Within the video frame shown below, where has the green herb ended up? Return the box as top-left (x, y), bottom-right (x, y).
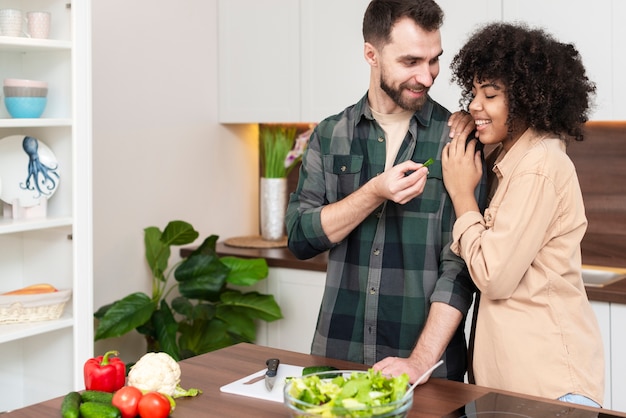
top-left (260, 125), bottom-right (298, 178)
top-left (286, 369), bottom-right (409, 416)
top-left (422, 158), bottom-right (434, 168)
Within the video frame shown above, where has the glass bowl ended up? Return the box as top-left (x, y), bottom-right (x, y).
top-left (283, 370), bottom-right (413, 418)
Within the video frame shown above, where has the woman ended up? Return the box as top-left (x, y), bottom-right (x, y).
top-left (441, 22), bottom-right (604, 407)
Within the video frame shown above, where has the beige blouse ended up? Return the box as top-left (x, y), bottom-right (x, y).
top-left (451, 129), bottom-right (604, 404)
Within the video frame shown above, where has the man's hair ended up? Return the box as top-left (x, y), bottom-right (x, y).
top-left (363, 0), bottom-right (444, 48)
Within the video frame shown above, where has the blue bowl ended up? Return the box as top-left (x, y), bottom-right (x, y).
top-left (4, 96), bottom-right (47, 118)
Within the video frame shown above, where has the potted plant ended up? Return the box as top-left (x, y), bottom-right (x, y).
top-left (258, 125), bottom-right (311, 240)
top-left (93, 220), bottom-right (283, 361)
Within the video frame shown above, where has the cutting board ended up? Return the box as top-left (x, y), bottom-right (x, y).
top-left (220, 364), bottom-right (304, 403)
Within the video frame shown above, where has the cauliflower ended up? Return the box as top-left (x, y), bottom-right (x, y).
top-left (128, 352), bottom-right (200, 398)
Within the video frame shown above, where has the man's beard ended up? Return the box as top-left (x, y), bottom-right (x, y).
top-left (380, 74), bottom-right (429, 112)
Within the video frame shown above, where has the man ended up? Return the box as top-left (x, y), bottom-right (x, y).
top-left (285, 0), bottom-right (483, 384)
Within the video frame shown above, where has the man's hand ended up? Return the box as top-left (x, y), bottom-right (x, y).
top-left (372, 356), bottom-right (434, 385)
top-left (370, 160), bottom-right (430, 205)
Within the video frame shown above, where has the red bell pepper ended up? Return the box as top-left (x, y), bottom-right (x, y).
top-left (84, 350), bottom-right (126, 392)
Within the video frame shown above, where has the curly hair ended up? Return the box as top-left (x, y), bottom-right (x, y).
top-left (450, 22), bottom-right (596, 141)
top-left (363, 0), bottom-right (444, 48)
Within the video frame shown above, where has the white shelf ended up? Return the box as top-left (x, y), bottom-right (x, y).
top-left (0, 310), bottom-right (73, 343)
top-left (0, 216), bottom-right (72, 235)
top-left (0, 118), bottom-right (72, 128)
top-left (0, 36), bottom-right (71, 51)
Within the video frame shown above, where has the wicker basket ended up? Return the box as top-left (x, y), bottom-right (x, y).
top-left (0, 289), bottom-right (72, 324)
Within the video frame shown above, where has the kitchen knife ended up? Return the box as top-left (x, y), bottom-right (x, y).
top-left (265, 358), bottom-right (280, 391)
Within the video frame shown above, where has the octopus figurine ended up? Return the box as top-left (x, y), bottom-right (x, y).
top-left (19, 136), bottom-right (60, 199)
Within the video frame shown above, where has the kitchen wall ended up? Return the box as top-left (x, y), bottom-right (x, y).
top-left (91, 0), bottom-right (259, 361)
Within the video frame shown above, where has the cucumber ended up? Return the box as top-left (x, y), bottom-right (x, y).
top-left (79, 401), bottom-right (121, 418)
top-left (302, 365), bottom-right (340, 377)
top-left (81, 390), bottom-right (114, 404)
top-left (60, 391), bottom-right (81, 418)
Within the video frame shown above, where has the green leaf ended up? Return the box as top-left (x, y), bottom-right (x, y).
top-left (175, 253), bottom-right (229, 301)
top-left (178, 319), bottom-right (232, 355)
top-left (144, 226), bottom-right (170, 282)
top-left (191, 302), bottom-right (215, 321)
top-left (153, 301), bottom-right (180, 361)
top-left (171, 296), bottom-right (194, 319)
top-left (161, 220), bottom-right (199, 246)
top-left (221, 256), bottom-right (269, 287)
top-left (216, 305), bottom-right (257, 341)
top-left (186, 235), bottom-right (219, 258)
top-left (95, 292), bottom-right (157, 340)
top-left (219, 290), bottom-right (283, 322)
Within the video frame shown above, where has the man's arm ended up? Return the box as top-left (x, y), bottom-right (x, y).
top-left (372, 302), bottom-right (462, 383)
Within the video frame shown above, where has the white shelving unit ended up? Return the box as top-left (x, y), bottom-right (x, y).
top-left (0, 0), bottom-right (92, 412)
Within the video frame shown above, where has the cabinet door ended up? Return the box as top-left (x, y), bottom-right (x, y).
top-left (591, 301), bottom-right (612, 409)
top-left (262, 268), bottom-right (325, 353)
top-left (218, 0), bottom-right (300, 123)
top-left (610, 304), bottom-right (626, 412)
top-left (501, 0), bottom-right (614, 120)
top-left (300, 0), bottom-right (370, 123)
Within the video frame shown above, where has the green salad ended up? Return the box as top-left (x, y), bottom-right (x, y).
top-left (286, 369), bottom-right (410, 417)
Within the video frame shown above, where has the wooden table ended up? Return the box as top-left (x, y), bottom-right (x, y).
top-left (5, 343), bottom-right (626, 417)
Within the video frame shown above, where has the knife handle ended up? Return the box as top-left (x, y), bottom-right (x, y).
top-left (266, 358), bottom-right (280, 377)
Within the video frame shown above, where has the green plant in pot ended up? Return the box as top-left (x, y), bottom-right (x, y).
top-left (94, 220), bottom-right (283, 361)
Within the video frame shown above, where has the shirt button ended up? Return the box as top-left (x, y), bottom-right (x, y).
top-left (370, 287), bottom-right (376, 295)
top-left (378, 136), bottom-right (384, 143)
top-left (376, 211), bottom-right (382, 218)
top-left (340, 165), bottom-right (346, 172)
top-left (373, 249), bottom-right (380, 256)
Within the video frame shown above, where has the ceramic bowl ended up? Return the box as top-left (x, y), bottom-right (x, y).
top-left (4, 96), bottom-right (47, 118)
top-left (3, 78), bottom-right (48, 89)
top-left (3, 86), bottom-right (48, 97)
top-left (283, 370), bottom-right (413, 418)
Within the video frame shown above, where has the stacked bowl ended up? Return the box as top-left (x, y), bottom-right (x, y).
top-left (3, 78), bottom-right (48, 118)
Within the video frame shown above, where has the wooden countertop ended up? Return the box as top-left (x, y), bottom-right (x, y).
top-left (6, 343), bottom-right (625, 417)
top-left (182, 243), bottom-right (626, 305)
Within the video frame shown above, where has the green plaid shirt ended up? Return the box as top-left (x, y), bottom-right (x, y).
top-left (286, 94), bottom-right (484, 380)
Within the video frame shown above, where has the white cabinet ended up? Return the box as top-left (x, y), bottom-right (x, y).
top-left (253, 267), bottom-right (325, 354)
top-left (218, 0), bottom-right (370, 124)
top-left (590, 301), bottom-right (626, 412)
top-left (610, 304), bottom-right (626, 412)
top-left (0, 0), bottom-right (92, 411)
top-left (591, 301), bottom-right (612, 409)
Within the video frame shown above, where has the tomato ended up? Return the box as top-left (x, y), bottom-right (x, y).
top-left (112, 386), bottom-right (143, 418)
top-left (137, 392), bottom-right (171, 418)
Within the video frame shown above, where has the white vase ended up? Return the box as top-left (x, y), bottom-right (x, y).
top-left (260, 177), bottom-right (288, 241)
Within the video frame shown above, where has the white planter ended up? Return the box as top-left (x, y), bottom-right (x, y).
top-left (260, 177), bottom-right (287, 241)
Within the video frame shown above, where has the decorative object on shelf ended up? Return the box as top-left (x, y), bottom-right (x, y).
top-left (259, 125), bottom-right (312, 242)
top-left (224, 235), bottom-right (287, 249)
top-left (0, 8), bottom-right (23, 37)
top-left (93, 220), bottom-right (283, 362)
top-left (0, 288), bottom-right (72, 323)
top-left (25, 11), bottom-right (51, 39)
top-left (3, 78), bottom-right (48, 118)
top-left (0, 134), bottom-right (60, 219)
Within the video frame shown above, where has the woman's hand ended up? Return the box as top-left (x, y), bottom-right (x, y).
top-left (442, 131), bottom-right (482, 216)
